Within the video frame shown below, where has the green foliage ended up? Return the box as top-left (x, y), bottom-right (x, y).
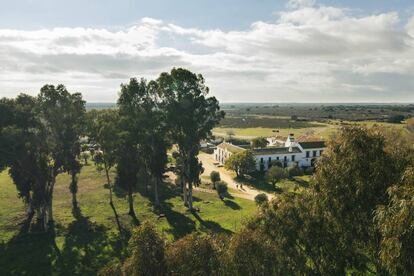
top-left (254, 193), bottom-right (268, 205)
top-left (226, 228), bottom-right (281, 275)
top-left (251, 137), bottom-right (269, 148)
top-left (287, 164), bottom-right (304, 178)
top-left (265, 166), bottom-right (288, 187)
top-left (215, 181), bottom-right (228, 199)
top-left (210, 171), bottom-right (221, 187)
top-left (224, 150), bottom-right (256, 178)
top-left (166, 234), bottom-right (222, 275)
top-left (123, 222), bottom-right (166, 276)
top-left (158, 68), bottom-right (225, 210)
top-left (388, 114), bottom-right (405, 123)
top-left (375, 166), bottom-right (414, 275)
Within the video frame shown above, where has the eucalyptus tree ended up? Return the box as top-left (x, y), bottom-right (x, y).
top-left (36, 84), bottom-right (86, 220)
top-left (0, 95), bottom-right (39, 221)
top-left (88, 109), bottom-right (123, 233)
top-left (157, 68), bottom-right (224, 210)
top-left (117, 78), bottom-right (150, 219)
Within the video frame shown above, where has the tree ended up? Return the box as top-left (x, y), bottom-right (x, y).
top-left (312, 126), bottom-right (410, 273)
top-left (291, 115), bottom-right (298, 121)
top-left (88, 109), bottom-right (123, 233)
top-left (158, 68), bottom-right (225, 210)
top-left (388, 114), bottom-right (405, 123)
top-left (215, 181), bottom-right (228, 200)
top-left (210, 171), bottom-right (221, 189)
top-left (36, 84), bottom-right (86, 220)
top-left (123, 222), bottom-right (166, 276)
top-left (265, 166), bottom-right (288, 188)
top-left (251, 137), bottom-right (268, 148)
top-left (375, 166), bottom-right (414, 275)
top-left (226, 228), bottom-right (281, 275)
top-left (224, 150), bottom-right (256, 178)
top-left (117, 78), bottom-right (149, 220)
top-left (166, 234), bottom-right (221, 275)
top-left (287, 164), bottom-right (304, 178)
top-left (254, 193), bottom-right (268, 205)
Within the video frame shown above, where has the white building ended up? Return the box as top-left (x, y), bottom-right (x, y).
top-left (214, 134), bottom-right (325, 171)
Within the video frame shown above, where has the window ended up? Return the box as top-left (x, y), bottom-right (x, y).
top-left (260, 157), bottom-right (264, 163)
top-left (268, 157), bottom-right (271, 163)
top-left (276, 156), bottom-right (279, 160)
top-left (292, 155), bottom-right (295, 161)
top-left (284, 156), bottom-right (287, 162)
top-left (313, 150), bottom-right (317, 157)
top-left (306, 151), bottom-right (310, 158)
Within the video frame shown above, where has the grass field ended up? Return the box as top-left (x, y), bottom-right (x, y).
top-left (213, 120), bottom-right (405, 140)
top-left (0, 164), bottom-right (256, 275)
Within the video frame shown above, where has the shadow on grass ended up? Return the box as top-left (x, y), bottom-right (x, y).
top-left (161, 202), bottom-right (196, 240)
top-left (192, 212), bottom-right (232, 235)
top-left (293, 177), bottom-right (310, 188)
top-left (223, 199), bottom-right (241, 210)
top-left (54, 206), bottom-right (127, 275)
top-left (0, 221), bottom-right (59, 276)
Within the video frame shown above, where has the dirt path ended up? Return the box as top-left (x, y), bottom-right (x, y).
top-left (198, 153), bottom-right (275, 201)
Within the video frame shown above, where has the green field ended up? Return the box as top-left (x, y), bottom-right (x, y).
top-left (0, 164), bottom-right (256, 275)
top-left (214, 120), bottom-right (405, 140)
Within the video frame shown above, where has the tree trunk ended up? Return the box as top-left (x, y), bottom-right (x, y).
top-left (127, 184), bottom-right (137, 222)
top-left (154, 176), bottom-right (160, 206)
top-left (188, 182), bottom-right (193, 211)
top-left (71, 172), bottom-right (78, 208)
top-left (183, 181), bottom-right (188, 207)
top-left (104, 166), bottom-right (113, 204)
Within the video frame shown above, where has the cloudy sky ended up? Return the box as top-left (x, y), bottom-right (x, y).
top-left (0, 0), bottom-right (414, 102)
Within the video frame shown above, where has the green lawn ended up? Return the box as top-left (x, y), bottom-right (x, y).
top-left (0, 164), bottom-right (256, 275)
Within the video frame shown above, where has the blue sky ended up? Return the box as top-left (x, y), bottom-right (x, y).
top-left (0, 0), bottom-right (413, 102)
top-left (1, 0), bottom-right (413, 30)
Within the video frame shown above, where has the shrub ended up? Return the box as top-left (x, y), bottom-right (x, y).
top-left (216, 181), bottom-right (228, 199)
top-left (210, 171), bottom-right (221, 189)
top-left (305, 167), bottom-right (315, 175)
top-left (287, 165), bottom-right (304, 178)
top-left (123, 222), bottom-right (166, 276)
top-left (166, 234), bottom-right (221, 275)
top-left (254, 193), bottom-right (269, 205)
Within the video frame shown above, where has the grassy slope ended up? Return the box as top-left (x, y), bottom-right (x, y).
top-left (0, 164), bottom-right (256, 275)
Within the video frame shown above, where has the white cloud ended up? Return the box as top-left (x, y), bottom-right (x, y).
top-left (286, 0), bottom-right (315, 9)
top-left (0, 4), bottom-right (413, 102)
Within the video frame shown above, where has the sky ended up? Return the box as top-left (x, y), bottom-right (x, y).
top-left (0, 0), bottom-right (414, 102)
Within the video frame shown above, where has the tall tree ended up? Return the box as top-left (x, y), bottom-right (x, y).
top-left (157, 68), bottom-right (224, 210)
top-left (36, 84), bottom-right (86, 222)
top-left (87, 109), bottom-right (123, 233)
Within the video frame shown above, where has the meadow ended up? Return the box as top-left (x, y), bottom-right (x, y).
top-left (0, 163), bottom-right (256, 275)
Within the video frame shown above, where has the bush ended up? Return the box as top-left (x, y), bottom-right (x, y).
top-left (210, 171), bottom-right (221, 189)
top-left (287, 165), bottom-right (304, 178)
top-left (166, 234), bottom-right (221, 275)
top-left (305, 167), bottom-right (315, 175)
top-left (123, 222), bottom-right (166, 276)
top-left (216, 181), bottom-right (228, 199)
top-left (254, 193), bottom-right (269, 205)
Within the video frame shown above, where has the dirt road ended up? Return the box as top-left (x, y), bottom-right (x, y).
top-left (198, 152), bottom-right (274, 201)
